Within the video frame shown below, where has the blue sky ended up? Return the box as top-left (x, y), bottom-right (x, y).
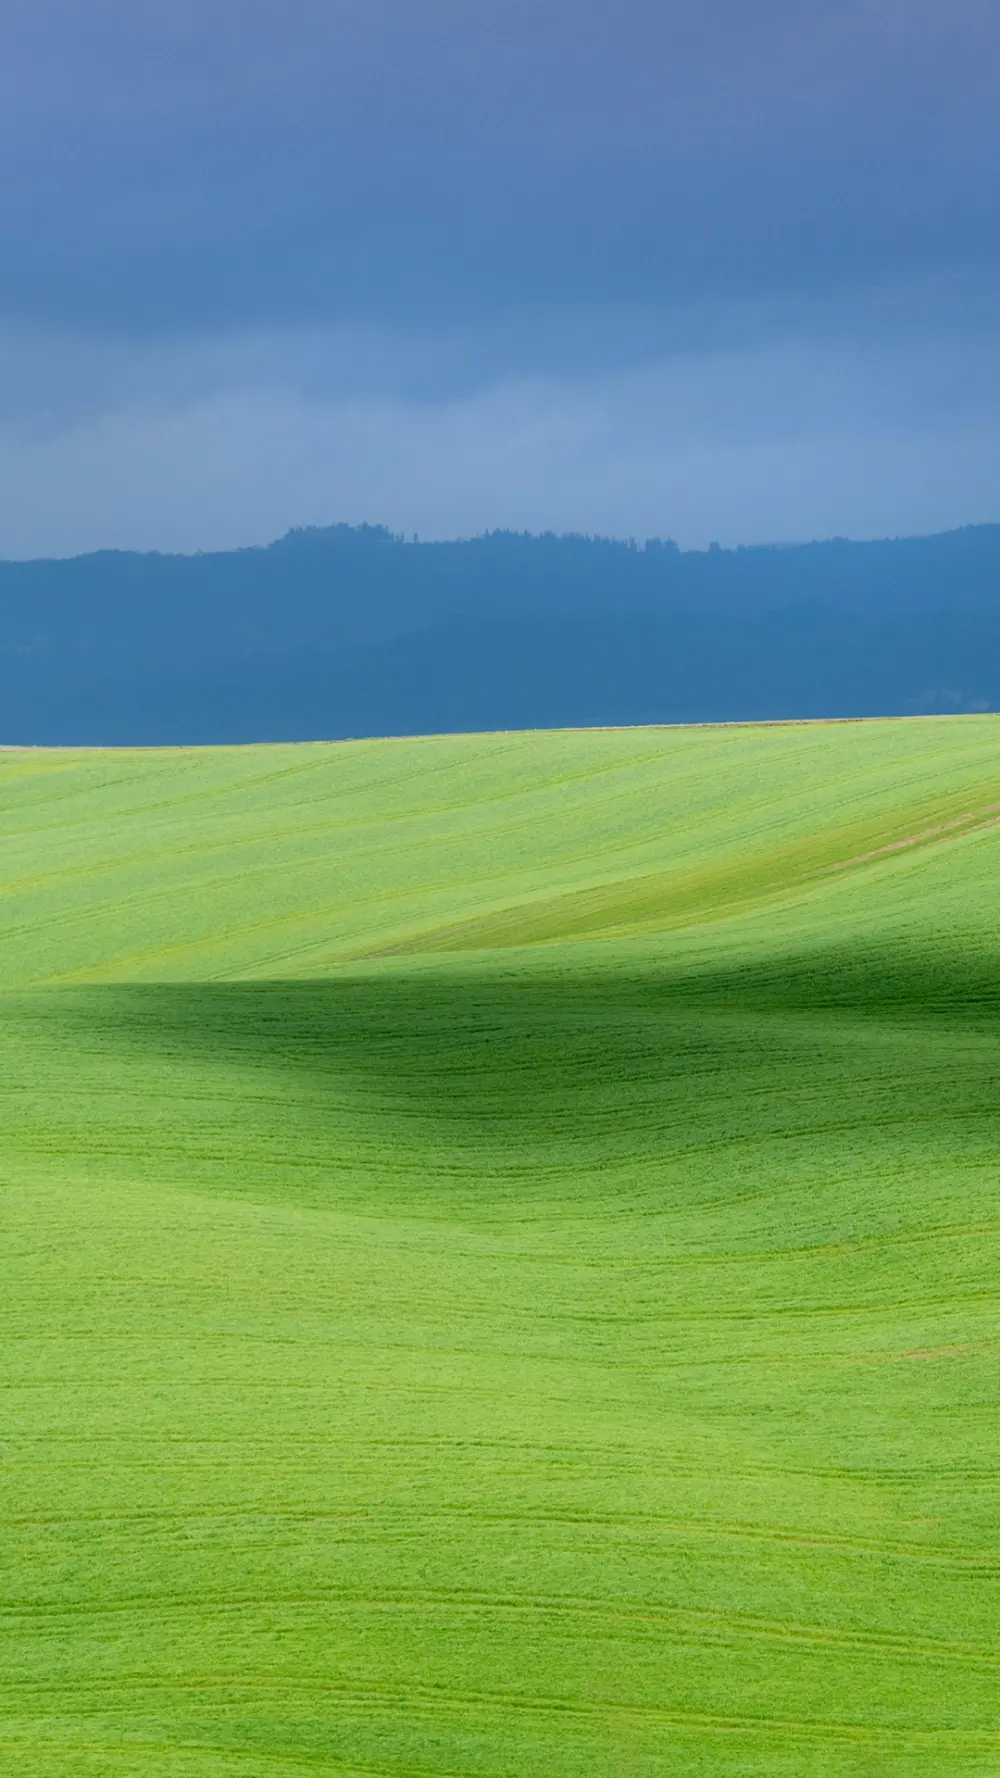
top-left (2, 0), bottom-right (998, 555)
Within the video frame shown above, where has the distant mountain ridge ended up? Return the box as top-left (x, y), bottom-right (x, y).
top-left (2, 522), bottom-right (999, 742)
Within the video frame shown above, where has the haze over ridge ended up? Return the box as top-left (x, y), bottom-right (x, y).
top-left (2, 520), bottom-right (999, 743)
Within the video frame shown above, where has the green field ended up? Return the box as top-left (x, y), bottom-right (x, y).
top-left (3, 717), bottom-right (999, 1777)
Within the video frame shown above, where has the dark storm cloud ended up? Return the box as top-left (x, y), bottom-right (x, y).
top-left (1, 1), bottom-right (997, 557)
top-left (1, 0), bottom-right (997, 334)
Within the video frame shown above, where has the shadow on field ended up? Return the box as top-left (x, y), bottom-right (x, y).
top-left (22, 932), bottom-right (1000, 1116)
top-left (52, 927), bottom-right (1000, 1045)
top-left (5, 936), bottom-right (1000, 1215)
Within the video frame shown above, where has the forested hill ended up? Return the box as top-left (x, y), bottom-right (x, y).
top-left (2, 522), bottom-right (1000, 743)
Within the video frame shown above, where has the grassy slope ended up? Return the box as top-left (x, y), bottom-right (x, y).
top-left (2, 717), bottom-right (1000, 1776)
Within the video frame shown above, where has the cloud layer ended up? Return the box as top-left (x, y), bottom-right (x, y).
top-left (2, 1), bottom-right (998, 552)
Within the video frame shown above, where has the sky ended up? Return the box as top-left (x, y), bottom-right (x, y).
top-left (1, 0), bottom-right (998, 556)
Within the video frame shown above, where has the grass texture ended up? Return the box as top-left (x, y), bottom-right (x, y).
top-left (2, 716), bottom-right (1000, 1776)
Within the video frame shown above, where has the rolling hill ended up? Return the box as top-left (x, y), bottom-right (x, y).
top-left (3, 715), bottom-right (1000, 1776)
